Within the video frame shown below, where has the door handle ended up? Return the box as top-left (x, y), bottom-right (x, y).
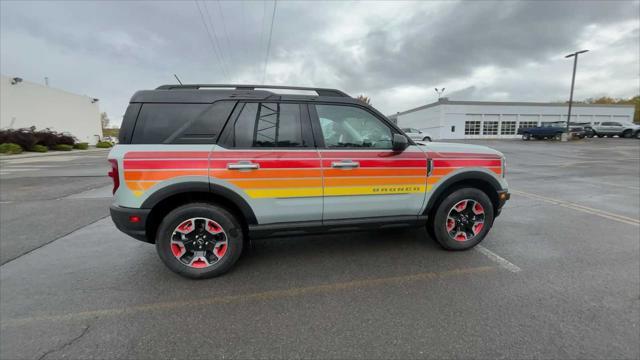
top-left (227, 161), bottom-right (259, 170)
top-left (331, 160), bottom-right (359, 169)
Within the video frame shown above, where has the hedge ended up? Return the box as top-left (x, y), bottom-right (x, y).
top-left (29, 144), bottom-right (48, 153)
top-left (73, 142), bottom-right (89, 150)
top-left (0, 143), bottom-right (23, 154)
top-left (0, 127), bottom-right (78, 150)
top-left (96, 141), bottom-right (113, 148)
top-left (53, 144), bottom-right (73, 151)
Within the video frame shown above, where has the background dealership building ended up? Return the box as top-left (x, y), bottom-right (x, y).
top-left (390, 98), bottom-right (635, 140)
top-left (0, 75), bottom-right (103, 144)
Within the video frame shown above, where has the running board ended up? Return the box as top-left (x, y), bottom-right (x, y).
top-left (248, 215), bottom-right (428, 239)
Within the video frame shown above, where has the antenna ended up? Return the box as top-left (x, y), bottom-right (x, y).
top-left (173, 74), bottom-right (183, 85)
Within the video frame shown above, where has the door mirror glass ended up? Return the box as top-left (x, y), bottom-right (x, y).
top-left (392, 133), bottom-right (408, 152)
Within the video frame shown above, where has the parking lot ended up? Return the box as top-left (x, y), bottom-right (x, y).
top-left (1, 139), bottom-right (638, 359)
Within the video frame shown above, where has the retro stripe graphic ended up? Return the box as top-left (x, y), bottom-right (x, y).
top-left (122, 150), bottom-right (501, 198)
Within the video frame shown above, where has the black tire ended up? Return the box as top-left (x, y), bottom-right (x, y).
top-left (422, 136), bottom-right (432, 142)
top-left (431, 188), bottom-right (494, 251)
top-left (554, 132), bottom-right (562, 141)
top-left (522, 133), bottom-right (530, 141)
top-left (156, 203), bottom-right (244, 279)
top-left (597, 134), bottom-right (604, 138)
top-left (622, 130), bottom-right (633, 139)
top-left (635, 131), bottom-right (640, 139)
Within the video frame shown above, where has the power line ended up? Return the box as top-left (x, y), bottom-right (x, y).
top-left (194, 0), bottom-right (229, 81)
top-left (216, 0), bottom-right (234, 69)
top-left (202, 0), bottom-right (230, 79)
top-left (258, 0), bottom-right (266, 68)
top-left (262, 0), bottom-right (277, 84)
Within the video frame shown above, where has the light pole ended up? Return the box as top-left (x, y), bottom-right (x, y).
top-left (435, 87), bottom-right (445, 100)
top-left (565, 50), bottom-right (589, 138)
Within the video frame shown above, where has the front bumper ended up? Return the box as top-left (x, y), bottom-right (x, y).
top-left (496, 190), bottom-right (510, 216)
top-left (110, 204), bottom-right (152, 243)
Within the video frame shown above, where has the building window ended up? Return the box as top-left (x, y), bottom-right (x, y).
top-left (501, 121), bottom-right (516, 135)
top-left (451, 125), bottom-right (455, 132)
top-left (483, 121), bottom-right (499, 135)
top-left (464, 121), bottom-right (481, 135)
top-left (519, 121), bottom-right (538, 129)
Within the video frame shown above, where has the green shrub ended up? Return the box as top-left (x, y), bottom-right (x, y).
top-left (0, 143), bottom-right (23, 154)
top-left (73, 142), bottom-right (89, 150)
top-left (96, 141), bottom-right (113, 148)
top-left (29, 144), bottom-right (48, 153)
top-left (0, 128), bottom-right (37, 150)
top-left (53, 144), bottom-right (73, 151)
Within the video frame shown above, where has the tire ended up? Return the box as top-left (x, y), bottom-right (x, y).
top-left (156, 203), bottom-right (244, 279)
top-left (431, 188), bottom-right (494, 251)
top-left (554, 132), bottom-right (562, 141)
top-left (622, 130), bottom-right (633, 138)
top-left (522, 133), bottom-right (530, 141)
top-left (635, 131), bottom-right (640, 139)
top-left (597, 134), bottom-right (604, 138)
top-left (422, 136), bottom-right (432, 142)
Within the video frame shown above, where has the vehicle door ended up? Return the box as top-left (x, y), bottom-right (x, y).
top-left (608, 122), bottom-right (624, 135)
top-left (212, 102), bottom-right (322, 224)
top-left (310, 104), bottom-right (428, 220)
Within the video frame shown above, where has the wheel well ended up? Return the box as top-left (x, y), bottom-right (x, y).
top-left (425, 178), bottom-right (499, 220)
top-left (145, 192), bottom-right (249, 244)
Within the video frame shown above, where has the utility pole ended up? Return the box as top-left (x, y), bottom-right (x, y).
top-left (564, 50), bottom-right (589, 139)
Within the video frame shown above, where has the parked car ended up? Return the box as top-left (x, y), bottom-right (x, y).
top-left (591, 121), bottom-right (640, 138)
top-left (401, 128), bottom-right (432, 142)
top-left (109, 84), bottom-right (509, 279)
top-left (518, 122), bottom-right (586, 140)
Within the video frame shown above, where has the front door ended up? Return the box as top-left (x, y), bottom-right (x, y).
top-left (310, 104), bottom-right (428, 221)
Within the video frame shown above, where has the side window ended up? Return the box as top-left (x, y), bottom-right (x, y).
top-left (610, 122), bottom-right (622, 127)
top-left (130, 102), bottom-right (235, 144)
top-left (316, 105), bottom-right (393, 149)
top-left (222, 102), bottom-right (308, 148)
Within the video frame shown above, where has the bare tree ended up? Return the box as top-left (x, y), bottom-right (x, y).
top-left (100, 112), bottom-right (110, 129)
top-left (356, 95), bottom-right (371, 105)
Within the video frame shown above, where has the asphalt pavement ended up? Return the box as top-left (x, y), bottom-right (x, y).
top-left (0, 139), bottom-right (638, 359)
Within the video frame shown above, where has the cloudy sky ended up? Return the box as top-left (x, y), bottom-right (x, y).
top-left (1, 0), bottom-right (638, 126)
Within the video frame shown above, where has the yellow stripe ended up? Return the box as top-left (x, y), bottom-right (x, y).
top-left (324, 185), bottom-right (427, 196)
top-left (244, 187), bottom-right (323, 198)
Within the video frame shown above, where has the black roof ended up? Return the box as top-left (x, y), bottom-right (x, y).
top-left (130, 84), bottom-right (358, 104)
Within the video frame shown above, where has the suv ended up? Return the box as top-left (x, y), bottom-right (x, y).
top-left (109, 85), bottom-right (510, 279)
top-left (591, 121), bottom-right (640, 138)
top-left (401, 128), bottom-right (433, 142)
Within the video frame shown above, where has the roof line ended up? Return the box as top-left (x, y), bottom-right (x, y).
top-left (391, 99), bottom-right (635, 117)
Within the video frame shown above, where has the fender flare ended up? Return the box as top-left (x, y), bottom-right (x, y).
top-left (425, 171), bottom-right (503, 212)
top-left (141, 181), bottom-right (258, 225)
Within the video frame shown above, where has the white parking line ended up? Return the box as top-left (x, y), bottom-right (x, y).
top-left (476, 245), bottom-right (522, 273)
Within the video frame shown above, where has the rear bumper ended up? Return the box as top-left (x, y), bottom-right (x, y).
top-left (496, 190), bottom-right (510, 216)
top-left (110, 204), bottom-right (152, 243)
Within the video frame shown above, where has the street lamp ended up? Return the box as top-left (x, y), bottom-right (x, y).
top-left (565, 49), bottom-right (589, 138)
top-left (435, 87), bottom-right (446, 100)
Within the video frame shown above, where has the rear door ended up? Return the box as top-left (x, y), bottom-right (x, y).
top-left (212, 102), bottom-right (322, 224)
top-left (310, 104), bottom-right (428, 221)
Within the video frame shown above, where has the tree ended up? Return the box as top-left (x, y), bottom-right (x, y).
top-left (584, 96), bottom-right (640, 123)
top-left (356, 95), bottom-right (371, 105)
top-left (100, 112), bottom-right (110, 129)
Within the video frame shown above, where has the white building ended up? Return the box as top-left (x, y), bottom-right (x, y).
top-left (0, 75), bottom-right (103, 144)
top-left (391, 98), bottom-right (635, 140)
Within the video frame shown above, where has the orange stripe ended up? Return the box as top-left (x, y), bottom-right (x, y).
top-left (432, 168), bottom-right (455, 176)
top-left (427, 176), bottom-right (444, 185)
top-left (324, 176), bottom-right (425, 187)
top-left (210, 169), bottom-right (322, 179)
top-left (324, 168), bottom-right (425, 177)
top-left (229, 178), bottom-right (322, 189)
top-left (124, 170), bottom-right (208, 181)
top-left (126, 181), bottom-right (157, 191)
top-left (489, 167), bottom-right (502, 175)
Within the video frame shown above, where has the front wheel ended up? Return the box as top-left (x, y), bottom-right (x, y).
top-left (522, 133), bottom-right (530, 141)
top-left (431, 188), bottom-right (494, 251)
top-left (422, 136), bottom-right (432, 142)
top-left (156, 203), bottom-right (244, 279)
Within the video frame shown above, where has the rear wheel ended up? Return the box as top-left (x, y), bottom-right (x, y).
top-left (422, 136), bottom-right (432, 142)
top-left (622, 130), bottom-right (633, 138)
top-left (156, 203), bottom-right (243, 279)
top-left (554, 132), bottom-right (562, 140)
top-left (522, 133), bottom-right (530, 141)
top-left (635, 131), bottom-right (640, 139)
top-left (431, 188), bottom-right (494, 250)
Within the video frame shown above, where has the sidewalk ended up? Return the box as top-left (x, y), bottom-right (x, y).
top-left (0, 147), bottom-right (110, 161)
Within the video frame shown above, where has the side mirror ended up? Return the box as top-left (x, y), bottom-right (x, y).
top-left (392, 133), bottom-right (409, 152)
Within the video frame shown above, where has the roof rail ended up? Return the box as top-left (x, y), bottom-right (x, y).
top-left (155, 84), bottom-right (351, 98)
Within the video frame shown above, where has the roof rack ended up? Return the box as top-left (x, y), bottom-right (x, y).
top-left (155, 84), bottom-right (351, 98)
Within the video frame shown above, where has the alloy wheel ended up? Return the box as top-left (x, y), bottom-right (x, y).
top-left (170, 217), bottom-right (228, 268)
top-left (446, 199), bottom-right (485, 242)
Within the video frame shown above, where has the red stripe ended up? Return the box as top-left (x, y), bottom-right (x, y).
top-left (321, 159), bottom-right (426, 168)
top-left (125, 151), bottom-right (209, 159)
top-left (212, 151), bottom-right (319, 159)
top-left (124, 159), bottom-right (209, 169)
top-left (320, 151), bottom-right (427, 159)
top-left (433, 159), bottom-right (502, 167)
top-left (210, 159), bottom-right (320, 169)
top-left (428, 152), bottom-right (502, 159)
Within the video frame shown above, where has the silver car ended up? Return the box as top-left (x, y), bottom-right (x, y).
top-left (401, 128), bottom-right (432, 142)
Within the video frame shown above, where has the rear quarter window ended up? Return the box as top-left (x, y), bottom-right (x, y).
top-left (130, 101), bottom-right (236, 144)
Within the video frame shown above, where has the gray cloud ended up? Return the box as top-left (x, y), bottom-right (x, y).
top-left (1, 0), bottom-right (638, 124)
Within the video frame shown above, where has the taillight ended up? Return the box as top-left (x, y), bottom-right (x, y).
top-left (108, 159), bottom-right (120, 194)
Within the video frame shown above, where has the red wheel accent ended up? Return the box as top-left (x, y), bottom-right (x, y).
top-left (473, 202), bottom-right (484, 215)
top-left (455, 200), bottom-right (468, 212)
top-left (446, 219), bottom-right (455, 232)
top-left (207, 220), bottom-right (222, 233)
top-left (191, 259), bottom-right (208, 268)
top-left (472, 222), bottom-right (484, 235)
top-left (176, 219), bottom-right (194, 234)
top-left (171, 243), bottom-right (183, 257)
top-left (170, 217), bottom-right (228, 269)
top-left (215, 244), bottom-right (227, 258)
top-left (455, 233), bottom-right (467, 242)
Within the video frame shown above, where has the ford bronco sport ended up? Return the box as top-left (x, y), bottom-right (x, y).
top-left (109, 85), bottom-right (510, 279)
